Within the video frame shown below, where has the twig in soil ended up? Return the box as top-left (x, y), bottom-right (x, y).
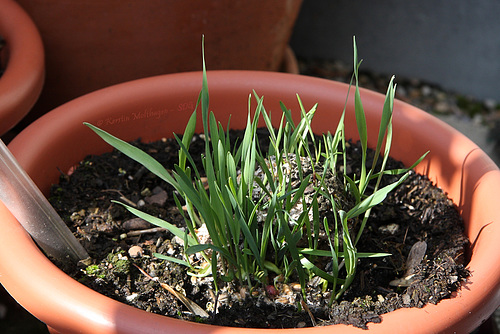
top-left (132, 263), bottom-right (209, 318)
top-left (403, 225), bottom-right (409, 244)
top-left (300, 298), bottom-right (316, 326)
top-left (101, 189), bottom-right (137, 207)
top-left (120, 227), bottom-right (167, 239)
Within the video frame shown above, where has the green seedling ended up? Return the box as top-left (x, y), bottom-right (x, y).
top-left (85, 36), bottom-right (428, 303)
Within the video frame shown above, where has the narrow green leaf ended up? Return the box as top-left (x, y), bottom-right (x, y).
top-left (263, 261), bottom-right (282, 275)
top-left (153, 253), bottom-right (191, 267)
top-left (175, 133), bottom-right (202, 180)
top-left (372, 75), bottom-right (396, 171)
top-left (172, 165), bottom-right (203, 210)
top-left (114, 201), bottom-right (197, 246)
top-left (300, 255), bottom-right (341, 284)
top-left (179, 110), bottom-right (197, 170)
top-left (217, 140), bottom-right (226, 186)
top-left (201, 36), bottom-right (209, 134)
top-left (281, 102), bottom-right (296, 131)
top-left (226, 153), bottom-right (237, 185)
top-left (85, 123), bottom-right (178, 187)
top-left (290, 174), bottom-right (312, 209)
top-left (172, 193), bottom-right (199, 244)
top-left (339, 210), bottom-right (357, 276)
top-left (185, 243), bottom-right (238, 267)
top-left (225, 185), bottom-right (264, 269)
top-left (347, 173), bottom-right (409, 219)
top-left (299, 248), bottom-right (391, 258)
top-left (344, 174), bottom-right (361, 203)
top-left (352, 36), bottom-right (368, 190)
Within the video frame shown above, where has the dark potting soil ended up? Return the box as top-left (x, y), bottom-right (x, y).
top-left (48, 129), bottom-right (469, 329)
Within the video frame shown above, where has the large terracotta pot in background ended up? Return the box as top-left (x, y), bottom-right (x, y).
top-left (2, 71), bottom-right (500, 333)
top-left (0, 0), bottom-right (44, 138)
top-left (14, 0), bottom-right (302, 130)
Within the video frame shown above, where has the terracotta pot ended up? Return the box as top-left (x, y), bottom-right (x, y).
top-left (14, 0), bottom-right (302, 129)
top-left (0, 0), bottom-right (44, 137)
top-left (3, 71), bottom-right (500, 333)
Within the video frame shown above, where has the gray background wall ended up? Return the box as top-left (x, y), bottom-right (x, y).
top-left (290, 0), bottom-right (500, 101)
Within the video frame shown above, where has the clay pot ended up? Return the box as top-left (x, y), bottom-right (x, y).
top-left (14, 0), bottom-right (302, 129)
top-left (0, 0), bottom-right (44, 137)
top-left (2, 71), bottom-right (500, 333)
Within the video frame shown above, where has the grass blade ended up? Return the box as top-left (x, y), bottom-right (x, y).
top-left (85, 123), bottom-right (178, 187)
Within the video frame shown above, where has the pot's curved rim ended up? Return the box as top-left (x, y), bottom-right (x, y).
top-left (4, 71), bottom-right (500, 333)
top-left (0, 0), bottom-right (45, 136)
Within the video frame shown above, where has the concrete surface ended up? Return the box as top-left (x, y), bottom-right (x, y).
top-left (291, 0), bottom-right (500, 102)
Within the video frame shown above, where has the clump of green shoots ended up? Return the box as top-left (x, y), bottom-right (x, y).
top-left (85, 37), bottom-right (427, 304)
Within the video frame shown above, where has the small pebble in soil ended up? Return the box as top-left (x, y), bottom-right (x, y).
top-left (145, 186), bottom-right (168, 206)
top-left (128, 245), bottom-right (143, 258)
top-left (123, 218), bottom-right (151, 230)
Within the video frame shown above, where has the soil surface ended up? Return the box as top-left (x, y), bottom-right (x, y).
top-left (49, 130), bottom-right (469, 329)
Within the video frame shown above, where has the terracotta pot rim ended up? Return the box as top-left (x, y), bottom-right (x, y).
top-left (0, 0), bottom-right (44, 136)
top-left (4, 71), bottom-right (500, 333)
